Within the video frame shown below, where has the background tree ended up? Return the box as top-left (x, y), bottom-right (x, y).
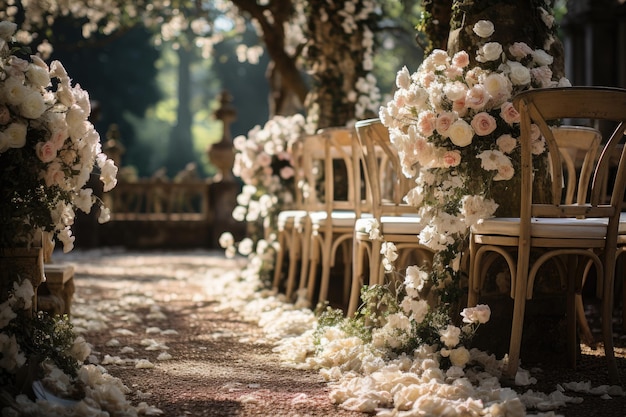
top-left (0, 0), bottom-right (423, 171)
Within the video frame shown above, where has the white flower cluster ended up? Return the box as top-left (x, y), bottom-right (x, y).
top-left (378, 19), bottom-right (570, 297)
top-left (225, 114), bottom-right (308, 265)
top-left (0, 20), bottom-right (117, 251)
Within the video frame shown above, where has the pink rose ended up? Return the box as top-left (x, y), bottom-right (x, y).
top-left (495, 164), bottom-right (515, 181)
top-left (417, 111), bottom-right (436, 136)
top-left (280, 166), bottom-right (294, 180)
top-left (452, 51), bottom-right (470, 68)
top-left (500, 102), bottom-right (520, 125)
top-left (530, 124), bottom-right (541, 140)
top-left (435, 112), bottom-right (456, 137)
top-left (531, 66), bottom-right (553, 88)
top-left (36, 140), bottom-right (58, 163)
top-left (50, 127), bottom-right (69, 148)
top-left (509, 42), bottom-right (533, 59)
top-left (471, 112), bottom-right (497, 136)
top-left (43, 162), bottom-right (65, 187)
top-left (496, 134), bottom-right (517, 154)
top-left (442, 150), bottom-right (461, 167)
top-left (465, 85), bottom-right (490, 110)
top-left (445, 65), bottom-right (463, 79)
top-left (452, 97), bottom-right (467, 116)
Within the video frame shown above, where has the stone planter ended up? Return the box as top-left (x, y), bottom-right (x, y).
top-left (0, 246), bottom-right (44, 314)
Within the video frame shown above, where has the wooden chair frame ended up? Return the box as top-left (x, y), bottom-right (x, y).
top-left (468, 86), bottom-right (626, 383)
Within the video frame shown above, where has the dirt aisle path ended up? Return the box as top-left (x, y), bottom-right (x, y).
top-left (62, 249), bottom-right (363, 417)
top-left (61, 248), bottom-right (626, 417)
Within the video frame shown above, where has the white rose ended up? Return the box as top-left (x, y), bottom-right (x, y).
top-left (447, 119), bottom-right (474, 147)
top-left (2, 77), bottom-right (28, 106)
top-left (0, 21), bottom-right (17, 41)
top-left (507, 61), bottom-right (531, 85)
top-left (98, 158), bottom-right (118, 192)
top-left (449, 347), bottom-right (471, 367)
top-left (532, 49), bottom-right (553, 66)
top-left (26, 64), bottom-right (51, 88)
top-left (396, 66), bottom-right (411, 90)
top-left (476, 42), bottom-right (503, 62)
top-left (472, 20), bottom-right (494, 38)
top-left (482, 73), bottom-right (511, 103)
top-left (439, 325), bottom-right (461, 348)
top-left (461, 304), bottom-right (492, 324)
top-left (19, 89), bottom-right (46, 119)
top-left (2, 122), bottom-right (27, 148)
top-left (73, 188), bottom-right (94, 213)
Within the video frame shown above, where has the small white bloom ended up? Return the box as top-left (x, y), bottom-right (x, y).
top-left (476, 42), bottom-right (503, 63)
top-left (439, 324), bottom-right (461, 348)
top-left (461, 304), bottom-right (492, 324)
top-left (472, 20), bottom-right (495, 38)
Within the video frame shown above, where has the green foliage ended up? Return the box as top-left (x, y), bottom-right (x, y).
top-left (313, 304), bottom-right (372, 348)
top-left (355, 284), bottom-right (400, 328)
top-left (1, 311), bottom-right (80, 388)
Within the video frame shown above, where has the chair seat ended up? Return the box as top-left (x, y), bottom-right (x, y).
top-left (472, 217), bottom-right (608, 239)
top-left (309, 210), bottom-right (357, 228)
top-left (355, 215), bottom-right (423, 235)
top-left (277, 210), bottom-right (308, 229)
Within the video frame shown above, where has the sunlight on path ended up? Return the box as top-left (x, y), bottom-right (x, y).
top-left (62, 249), bottom-right (626, 417)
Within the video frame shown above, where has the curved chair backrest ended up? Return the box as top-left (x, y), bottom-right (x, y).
top-left (355, 118), bottom-right (417, 219)
top-left (300, 127), bottom-right (359, 214)
top-left (552, 125), bottom-right (602, 205)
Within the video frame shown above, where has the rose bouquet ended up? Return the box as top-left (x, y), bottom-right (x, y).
top-left (221, 114), bottom-right (308, 282)
top-left (0, 20), bottom-right (117, 252)
top-left (379, 19), bottom-right (569, 303)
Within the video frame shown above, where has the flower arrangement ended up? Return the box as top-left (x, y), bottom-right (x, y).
top-left (0, 20), bottom-right (117, 252)
top-left (378, 18), bottom-right (569, 304)
top-left (220, 114), bottom-right (309, 281)
top-left (0, 278), bottom-right (91, 407)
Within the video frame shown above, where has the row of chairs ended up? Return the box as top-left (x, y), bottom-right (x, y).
top-left (271, 86), bottom-right (626, 384)
top-left (271, 123), bottom-right (432, 314)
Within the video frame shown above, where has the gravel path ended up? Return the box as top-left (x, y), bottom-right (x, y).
top-left (59, 248), bottom-right (626, 416)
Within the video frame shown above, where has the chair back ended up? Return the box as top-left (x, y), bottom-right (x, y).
top-left (514, 86), bottom-right (626, 249)
top-left (300, 127), bottom-right (359, 214)
top-left (355, 118), bottom-right (417, 220)
top-left (552, 126), bottom-right (602, 205)
top-left (289, 136), bottom-right (306, 210)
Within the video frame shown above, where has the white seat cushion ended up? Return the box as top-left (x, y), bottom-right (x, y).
top-left (472, 217), bottom-right (608, 239)
top-left (309, 210), bottom-right (356, 227)
top-left (619, 212), bottom-right (626, 234)
top-left (355, 216), bottom-right (424, 235)
top-left (277, 209), bottom-right (308, 229)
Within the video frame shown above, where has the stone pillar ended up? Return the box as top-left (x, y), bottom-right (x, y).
top-left (208, 91), bottom-right (245, 247)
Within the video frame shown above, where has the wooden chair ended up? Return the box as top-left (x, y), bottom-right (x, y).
top-left (467, 86), bottom-right (626, 383)
top-left (303, 127), bottom-right (362, 306)
top-left (348, 118), bottom-right (434, 317)
top-left (272, 137), bottom-right (309, 299)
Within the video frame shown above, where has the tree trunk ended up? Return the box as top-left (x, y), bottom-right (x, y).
top-left (445, 0), bottom-right (561, 215)
top-left (166, 44), bottom-right (196, 176)
top-left (304, 0), bottom-right (376, 129)
top-left (447, 0), bottom-right (565, 78)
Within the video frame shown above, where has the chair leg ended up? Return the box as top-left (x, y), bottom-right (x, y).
top-left (342, 241), bottom-right (352, 307)
top-left (467, 239), bottom-right (479, 307)
top-left (306, 236), bottom-right (320, 303)
top-left (566, 261), bottom-right (578, 370)
top-left (505, 293), bottom-right (527, 379)
top-left (317, 236), bottom-right (333, 304)
top-left (348, 239), bottom-right (369, 317)
top-left (272, 229), bottom-right (287, 292)
top-left (369, 240), bottom-right (382, 286)
top-left (285, 227), bottom-right (301, 299)
top-left (602, 266), bottom-right (620, 384)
